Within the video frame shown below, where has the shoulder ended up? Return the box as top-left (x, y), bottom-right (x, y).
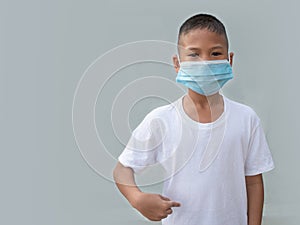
top-left (134, 97), bottom-right (180, 133)
top-left (143, 97), bottom-right (180, 121)
top-left (224, 95), bottom-right (261, 126)
top-left (225, 96), bottom-right (256, 114)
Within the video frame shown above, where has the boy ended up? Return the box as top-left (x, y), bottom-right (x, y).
top-left (113, 14), bottom-right (275, 225)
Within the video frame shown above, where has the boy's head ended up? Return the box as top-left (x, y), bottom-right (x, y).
top-left (173, 13), bottom-right (234, 72)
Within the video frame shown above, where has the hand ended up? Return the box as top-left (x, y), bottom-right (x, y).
top-left (132, 192), bottom-right (181, 221)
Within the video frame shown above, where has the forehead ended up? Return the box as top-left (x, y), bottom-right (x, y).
top-left (178, 28), bottom-right (227, 50)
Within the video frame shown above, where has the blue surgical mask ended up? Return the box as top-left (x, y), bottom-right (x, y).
top-left (176, 59), bottom-right (233, 96)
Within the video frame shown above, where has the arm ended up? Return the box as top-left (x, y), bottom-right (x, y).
top-left (113, 162), bottom-right (181, 221)
top-left (245, 173), bottom-right (264, 225)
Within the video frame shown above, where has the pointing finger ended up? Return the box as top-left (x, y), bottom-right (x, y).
top-left (168, 201), bottom-right (181, 207)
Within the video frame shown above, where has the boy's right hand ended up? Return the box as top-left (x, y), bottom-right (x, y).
top-left (131, 192), bottom-right (181, 221)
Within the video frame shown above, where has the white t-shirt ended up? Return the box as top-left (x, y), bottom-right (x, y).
top-left (118, 94), bottom-right (275, 225)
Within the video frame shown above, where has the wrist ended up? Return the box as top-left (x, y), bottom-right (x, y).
top-left (128, 190), bottom-right (144, 209)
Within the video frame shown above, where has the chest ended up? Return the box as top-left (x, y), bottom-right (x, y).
top-left (159, 117), bottom-right (251, 176)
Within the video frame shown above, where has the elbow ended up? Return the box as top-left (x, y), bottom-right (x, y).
top-left (113, 161), bottom-right (127, 183)
top-left (112, 162), bottom-right (120, 182)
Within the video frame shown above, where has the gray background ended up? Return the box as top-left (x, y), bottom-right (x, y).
top-left (1, 0), bottom-right (299, 224)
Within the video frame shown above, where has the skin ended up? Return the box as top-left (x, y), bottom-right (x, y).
top-left (113, 28), bottom-right (264, 224)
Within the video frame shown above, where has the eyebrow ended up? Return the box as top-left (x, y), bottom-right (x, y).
top-left (186, 45), bottom-right (224, 51)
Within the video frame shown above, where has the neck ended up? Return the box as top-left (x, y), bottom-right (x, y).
top-left (187, 89), bottom-right (222, 107)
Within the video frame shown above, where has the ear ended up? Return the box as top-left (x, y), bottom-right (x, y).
top-left (172, 54), bottom-right (180, 73)
top-left (228, 52), bottom-right (234, 67)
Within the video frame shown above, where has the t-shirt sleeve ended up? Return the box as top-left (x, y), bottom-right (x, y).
top-left (244, 120), bottom-right (275, 176)
top-left (118, 113), bottom-right (163, 174)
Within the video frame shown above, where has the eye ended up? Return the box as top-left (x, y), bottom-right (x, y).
top-left (211, 52), bottom-right (222, 56)
top-left (188, 53), bottom-right (199, 57)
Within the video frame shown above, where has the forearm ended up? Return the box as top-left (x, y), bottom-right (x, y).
top-left (113, 162), bottom-right (181, 221)
top-left (246, 174), bottom-right (264, 225)
top-left (113, 162), bottom-right (142, 207)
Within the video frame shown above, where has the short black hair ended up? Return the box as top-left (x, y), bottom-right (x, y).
top-left (178, 13), bottom-right (229, 49)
